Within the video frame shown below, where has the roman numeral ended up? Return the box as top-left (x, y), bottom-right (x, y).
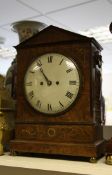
top-left (48, 104), bottom-right (52, 111)
top-left (26, 82), bottom-right (32, 86)
top-left (69, 81), bottom-right (77, 85)
top-left (29, 71), bottom-right (35, 74)
top-left (28, 91), bottom-right (34, 99)
top-left (66, 69), bottom-right (73, 73)
top-left (37, 59), bottom-right (42, 67)
top-left (59, 59), bottom-right (64, 65)
top-left (36, 100), bottom-right (41, 108)
top-left (59, 101), bottom-right (64, 107)
top-left (48, 56), bottom-right (53, 63)
top-left (65, 91), bottom-right (74, 99)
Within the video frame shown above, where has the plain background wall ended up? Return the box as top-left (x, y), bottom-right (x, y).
top-left (103, 126), bottom-right (112, 139)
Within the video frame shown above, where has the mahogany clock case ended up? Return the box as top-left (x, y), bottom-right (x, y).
top-left (10, 26), bottom-right (105, 159)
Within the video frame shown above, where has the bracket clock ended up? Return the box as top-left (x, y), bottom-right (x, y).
top-left (10, 25), bottom-right (105, 160)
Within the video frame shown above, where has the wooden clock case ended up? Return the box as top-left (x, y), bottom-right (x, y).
top-left (10, 25), bottom-right (105, 159)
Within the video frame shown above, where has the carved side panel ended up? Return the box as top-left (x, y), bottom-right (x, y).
top-left (92, 49), bottom-right (104, 124)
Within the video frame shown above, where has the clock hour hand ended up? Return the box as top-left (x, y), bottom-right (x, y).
top-left (40, 68), bottom-right (52, 86)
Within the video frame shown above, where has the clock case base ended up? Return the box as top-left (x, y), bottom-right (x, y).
top-left (10, 139), bottom-right (105, 159)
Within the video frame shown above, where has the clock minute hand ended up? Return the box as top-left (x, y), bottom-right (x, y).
top-left (40, 68), bottom-right (52, 86)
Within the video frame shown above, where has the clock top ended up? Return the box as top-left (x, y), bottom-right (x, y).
top-left (15, 25), bottom-right (102, 51)
top-left (15, 24), bottom-right (103, 123)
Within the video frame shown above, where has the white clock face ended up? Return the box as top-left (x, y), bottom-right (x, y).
top-left (24, 53), bottom-right (80, 115)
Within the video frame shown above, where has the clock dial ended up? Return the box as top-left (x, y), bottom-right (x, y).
top-left (24, 53), bottom-right (80, 114)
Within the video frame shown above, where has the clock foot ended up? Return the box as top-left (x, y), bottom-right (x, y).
top-left (89, 157), bottom-right (97, 163)
top-left (10, 150), bottom-right (17, 156)
top-left (105, 154), bottom-right (112, 165)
